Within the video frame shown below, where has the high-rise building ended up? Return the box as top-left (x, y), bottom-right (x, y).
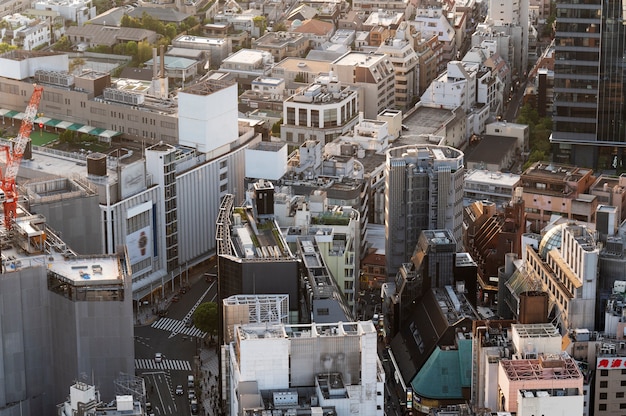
top-left (0, 213), bottom-right (133, 415)
top-left (384, 144), bottom-right (465, 276)
top-left (552, 0), bottom-right (626, 168)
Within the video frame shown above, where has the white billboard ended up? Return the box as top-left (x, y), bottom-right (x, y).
top-left (120, 161), bottom-right (146, 199)
top-left (127, 226), bottom-right (152, 265)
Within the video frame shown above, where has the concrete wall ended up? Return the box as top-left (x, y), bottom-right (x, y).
top-left (49, 281), bottom-right (134, 403)
top-left (30, 193), bottom-right (102, 254)
top-left (0, 266), bottom-right (55, 416)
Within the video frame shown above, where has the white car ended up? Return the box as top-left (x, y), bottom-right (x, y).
top-left (155, 352), bottom-right (163, 363)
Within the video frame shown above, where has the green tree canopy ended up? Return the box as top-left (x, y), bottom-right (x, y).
top-left (193, 302), bottom-right (218, 339)
top-left (137, 40), bottom-right (153, 63)
top-left (53, 36), bottom-right (72, 52)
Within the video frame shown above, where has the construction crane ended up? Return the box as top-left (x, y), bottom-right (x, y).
top-left (0, 85), bottom-right (43, 230)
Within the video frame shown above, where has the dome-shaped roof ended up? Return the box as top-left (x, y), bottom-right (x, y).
top-left (538, 222), bottom-right (566, 259)
top-left (538, 222), bottom-right (595, 259)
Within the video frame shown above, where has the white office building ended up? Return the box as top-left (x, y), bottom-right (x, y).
top-left (227, 321), bottom-right (383, 416)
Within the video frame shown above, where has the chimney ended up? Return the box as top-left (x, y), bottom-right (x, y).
top-left (160, 45), bottom-right (166, 78)
top-left (152, 48), bottom-right (158, 79)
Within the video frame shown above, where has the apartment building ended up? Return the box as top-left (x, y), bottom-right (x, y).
top-left (464, 170), bottom-right (521, 206)
top-left (486, 0), bottom-right (529, 78)
top-left (331, 51), bottom-right (395, 119)
top-left (1, 13), bottom-right (51, 50)
top-left (376, 22), bottom-right (419, 110)
top-left (412, 4), bottom-right (457, 74)
top-left (219, 48), bottom-right (274, 87)
top-left (519, 162), bottom-right (597, 232)
top-left (252, 31), bottom-right (309, 62)
top-left (281, 72), bottom-right (359, 145)
top-left (276, 190), bottom-right (361, 309)
top-left (33, 0), bottom-right (96, 25)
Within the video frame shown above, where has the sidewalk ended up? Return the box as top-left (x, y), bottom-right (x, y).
top-left (198, 346), bottom-right (221, 416)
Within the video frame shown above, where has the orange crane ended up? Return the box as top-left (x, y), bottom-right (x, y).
top-left (0, 85), bottom-right (43, 229)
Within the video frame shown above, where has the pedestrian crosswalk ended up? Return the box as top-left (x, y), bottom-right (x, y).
top-left (151, 317), bottom-right (207, 338)
top-left (135, 358), bottom-right (192, 371)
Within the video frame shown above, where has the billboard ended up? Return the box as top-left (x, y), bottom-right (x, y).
top-left (127, 226), bottom-right (152, 265)
top-left (120, 161), bottom-right (146, 199)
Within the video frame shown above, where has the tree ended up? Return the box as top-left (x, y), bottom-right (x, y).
top-left (137, 41), bottom-right (152, 63)
top-left (253, 15), bottom-right (267, 36)
top-left (193, 302), bottom-right (219, 340)
top-left (274, 22), bottom-right (287, 32)
top-left (53, 35), bottom-right (72, 52)
top-left (125, 41), bottom-right (138, 56)
top-left (69, 57), bottom-right (86, 73)
top-left (165, 23), bottom-right (177, 40)
top-left (271, 119), bottom-right (282, 136)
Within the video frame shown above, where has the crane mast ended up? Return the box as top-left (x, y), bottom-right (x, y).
top-left (0, 85), bottom-right (43, 229)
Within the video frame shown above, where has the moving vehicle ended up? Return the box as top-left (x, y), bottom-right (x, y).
top-left (154, 352), bottom-right (163, 363)
top-left (175, 385), bottom-right (184, 395)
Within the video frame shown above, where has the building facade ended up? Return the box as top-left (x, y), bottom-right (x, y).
top-left (281, 73), bottom-right (359, 145)
top-left (551, 0), bottom-right (626, 168)
top-left (385, 144), bottom-right (465, 276)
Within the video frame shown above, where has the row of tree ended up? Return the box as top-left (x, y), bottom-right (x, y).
top-left (517, 103), bottom-right (552, 171)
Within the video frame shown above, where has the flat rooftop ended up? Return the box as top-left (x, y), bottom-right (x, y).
top-left (273, 57), bottom-right (331, 74)
top-left (465, 169), bottom-right (521, 187)
top-left (402, 105), bottom-right (456, 137)
top-left (48, 256), bottom-right (121, 285)
top-left (332, 51), bottom-right (387, 68)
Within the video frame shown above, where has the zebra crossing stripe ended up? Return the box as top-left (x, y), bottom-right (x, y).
top-left (151, 318), bottom-right (207, 338)
top-left (135, 359), bottom-right (192, 371)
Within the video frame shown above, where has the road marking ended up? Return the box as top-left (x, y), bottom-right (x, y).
top-left (152, 317), bottom-right (207, 338)
top-left (135, 359), bottom-right (192, 371)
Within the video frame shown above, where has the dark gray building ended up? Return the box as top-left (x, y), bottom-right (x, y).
top-left (385, 145), bottom-right (465, 276)
top-left (552, 0), bottom-right (626, 168)
top-left (0, 215), bottom-right (133, 416)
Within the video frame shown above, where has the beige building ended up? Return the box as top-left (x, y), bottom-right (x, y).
top-left (520, 162), bottom-right (597, 232)
top-left (271, 57), bottom-right (332, 91)
top-left (331, 51), bottom-right (395, 119)
top-left (376, 22), bottom-right (419, 110)
top-left (282, 73), bottom-right (359, 145)
top-left (0, 51), bottom-right (178, 144)
top-left (252, 32), bottom-right (309, 62)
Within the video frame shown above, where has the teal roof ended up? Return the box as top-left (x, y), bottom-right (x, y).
top-left (411, 339), bottom-right (472, 399)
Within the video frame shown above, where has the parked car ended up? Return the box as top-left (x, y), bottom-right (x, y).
top-left (190, 399), bottom-right (198, 414)
top-left (175, 385), bottom-right (184, 396)
top-left (188, 390), bottom-right (196, 401)
top-left (154, 352), bottom-right (163, 363)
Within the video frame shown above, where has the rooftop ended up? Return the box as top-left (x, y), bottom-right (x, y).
top-left (48, 255), bottom-right (121, 286)
top-left (273, 57), bottom-right (331, 74)
top-left (500, 353), bottom-right (582, 381)
top-left (332, 51), bottom-right (388, 68)
top-left (464, 169), bottom-right (520, 187)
